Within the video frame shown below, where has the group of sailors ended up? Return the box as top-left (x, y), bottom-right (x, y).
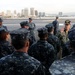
top-left (0, 17), bottom-right (75, 75)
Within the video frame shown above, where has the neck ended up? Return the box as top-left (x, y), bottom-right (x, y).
top-left (50, 31), bottom-right (53, 34)
top-left (17, 47), bottom-right (28, 53)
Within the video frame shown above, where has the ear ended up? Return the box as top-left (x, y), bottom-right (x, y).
top-left (25, 40), bottom-right (29, 47)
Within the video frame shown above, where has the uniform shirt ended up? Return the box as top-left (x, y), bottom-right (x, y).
top-left (0, 51), bottom-right (45, 75)
top-left (28, 40), bottom-right (55, 69)
top-left (0, 40), bottom-right (14, 58)
top-left (57, 29), bottom-right (69, 57)
top-left (52, 20), bottom-right (59, 35)
top-left (29, 22), bottom-right (36, 30)
top-left (50, 52), bottom-right (75, 75)
top-left (57, 29), bottom-right (69, 45)
top-left (47, 33), bottom-right (61, 55)
top-left (0, 26), bottom-right (8, 31)
top-left (29, 22), bottom-right (36, 36)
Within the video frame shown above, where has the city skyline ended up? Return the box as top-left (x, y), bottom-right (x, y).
top-left (0, 0), bottom-right (75, 14)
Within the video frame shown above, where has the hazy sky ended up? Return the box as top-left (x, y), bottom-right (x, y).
top-left (0, 0), bottom-right (75, 13)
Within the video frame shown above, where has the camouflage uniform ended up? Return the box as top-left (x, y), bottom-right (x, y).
top-left (63, 41), bottom-right (73, 57)
top-left (28, 18), bottom-right (36, 42)
top-left (29, 22), bottom-right (36, 36)
top-left (28, 27), bottom-right (55, 75)
top-left (0, 26), bottom-right (8, 31)
top-left (28, 18), bottom-right (36, 36)
top-left (57, 29), bottom-right (69, 45)
top-left (0, 29), bottom-right (46, 75)
top-left (0, 51), bottom-right (46, 75)
top-left (52, 19), bottom-right (59, 35)
top-left (10, 21), bottom-right (36, 46)
top-left (45, 23), bottom-right (61, 58)
top-left (57, 20), bottom-right (71, 57)
top-left (0, 40), bottom-right (15, 58)
top-left (0, 18), bottom-right (8, 31)
top-left (50, 27), bottom-right (75, 75)
top-left (0, 28), bottom-right (14, 58)
top-left (47, 33), bottom-right (61, 57)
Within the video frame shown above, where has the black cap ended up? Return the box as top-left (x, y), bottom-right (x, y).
top-left (29, 18), bottom-right (32, 20)
top-left (20, 21), bottom-right (29, 27)
top-left (45, 23), bottom-right (54, 28)
top-left (10, 29), bottom-right (30, 40)
top-left (0, 27), bottom-right (9, 33)
top-left (0, 18), bottom-right (3, 22)
top-left (37, 27), bottom-right (48, 34)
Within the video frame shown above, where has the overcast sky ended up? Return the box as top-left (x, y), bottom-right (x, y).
top-left (0, 0), bottom-right (75, 14)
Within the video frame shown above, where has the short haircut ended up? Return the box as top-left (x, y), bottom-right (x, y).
top-left (47, 27), bottom-right (54, 32)
top-left (38, 33), bottom-right (48, 39)
top-left (12, 34), bottom-right (29, 50)
top-left (0, 30), bottom-right (9, 41)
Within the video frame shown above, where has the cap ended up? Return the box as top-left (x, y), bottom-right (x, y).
top-left (0, 18), bottom-right (3, 22)
top-left (68, 28), bottom-right (75, 42)
top-left (10, 28), bottom-right (30, 40)
top-left (0, 27), bottom-right (9, 33)
top-left (45, 23), bottom-right (54, 28)
top-left (29, 18), bottom-right (32, 20)
top-left (37, 27), bottom-right (48, 34)
top-left (20, 21), bottom-right (29, 27)
top-left (65, 20), bottom-right (71, 25)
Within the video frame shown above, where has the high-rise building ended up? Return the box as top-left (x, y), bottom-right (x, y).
top-left (42, 12), bottom-right (45, 17)
top-left (21, 9), bottom-right (24, 17)
top-left (6, 10), bottom-right (11, 17)
top-left (58, 12), bottom-right (63, 16)
top-left (14, 10), bottom-right (17, 14)
top-left (1, 12), bottom-right (5, 16)
top-left (24, 8), bottom-right (29, 17)
top-left (30, 8), bottom-right (35, 16)
top-left (35, 10), bottom-right (38, 17)
top-left (39, 12), bottom-right (42, 17)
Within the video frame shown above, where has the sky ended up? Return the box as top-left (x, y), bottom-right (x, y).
top-left (0, 0), bottom-right (75, 14)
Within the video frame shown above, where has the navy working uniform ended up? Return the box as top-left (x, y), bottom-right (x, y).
top-left (45, 23), bottom-right (61, 58)
top-left (0, 28), bottom-right (14, 58)
top-left (0, 30), bottom-right (46, 75)
top-left (28, 18), bottom-right (36, 36)
top-left (28, 27), bottom-right (55, 75)
top-left (0, 18), bottom-right (8, 31)
top-left (28, 18), bottom-right (36, 42)
top-left (57, 20), bottom-right (71, 57)
top-left (52, 17), bottom-right (59, 35)
top-left (20, 21), bottom-right (36, 46)
top-left (50, 26), bottom-right (75, 75)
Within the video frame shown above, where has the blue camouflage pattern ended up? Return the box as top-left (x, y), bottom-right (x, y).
top-left (0, 51), bottom-right (45, 75)
top-left (50, 53), bottom-right (75, 75)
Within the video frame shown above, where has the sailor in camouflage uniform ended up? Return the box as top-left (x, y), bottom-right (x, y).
top-left (52, 16), bottom-right (59, 35)
top-left (50, 26), bottom-right (75, 75)
top-left (0, 30), bottom-right (46, 75)
top-left (0, 18), bottom-right (8, 31)
top-left (10, 21), bottom-right (36, 46)
top-left (28, 18), bottom-right (36, 41)
top-left (0, 28), bottom-right (14, 58)
top-left (28, 27), bottom-right (55, 75)
top-left (45, 23), bottom-right (61, 59)
top-left (20, 21), bottom-right (36, 46)
top-left (57, 20), bottom-right (71, 57)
